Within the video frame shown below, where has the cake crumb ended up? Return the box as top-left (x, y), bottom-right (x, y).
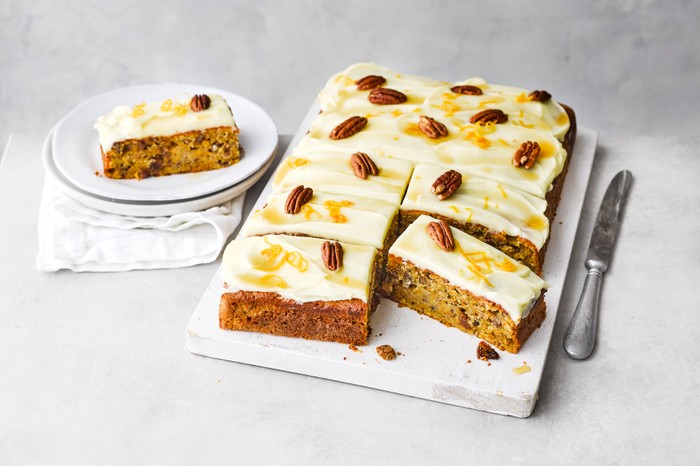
top-left (396, 351), bottom-right (403, 356)
top-left (376, 344), bottom-right (396, 360)
top-left (466, 359), bottom-right (472, 364)
top-left (343, 356), bottom-right (347, 361)
top-left (476, 341), bottom-right (499, 361)
top-left (348, 344), bottom-right (362, 353)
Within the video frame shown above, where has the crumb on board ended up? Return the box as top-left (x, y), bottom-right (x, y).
top-left (376, 344), bottom-right (396, 360)
top-left (477, 341), bottom-right (500, 361)
top-left (348, 344), bottom-right (361, 353)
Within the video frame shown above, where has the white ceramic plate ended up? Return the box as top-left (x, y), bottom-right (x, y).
top-left (43, 129), bottom-right (276, 217)
top-left (52, 83), bottom-right (278, 202)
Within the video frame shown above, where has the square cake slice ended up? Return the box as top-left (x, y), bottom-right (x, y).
top-left (94, 93), bottom-right (239, 179)
top-left (381, 215), bottom-right (548, 353)
top-left (240, 187), bottom-right (399, 252)
top-left (272, 149), bottom-right (414, 204)
top-left (219, 234), bottom-right (379, 345)
top-left (400, 163), bottom-right (549, 274)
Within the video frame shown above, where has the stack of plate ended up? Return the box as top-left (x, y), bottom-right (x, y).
top-left (43, 84), bottom-right (278, 217)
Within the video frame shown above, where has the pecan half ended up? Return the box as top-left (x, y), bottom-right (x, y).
top-left (368, 87), bottom-right (407, 105)
top-left (431, 170), bottom-right (462, 200)
top-left (355, 75), bottom-right (386, 90)
top-left (528, 90), bottom-right (552, 102)
top-left (284, 185), bottom-right (313, 214)
top-left (321, 241), bottom-right (343, 271)
top-left (350, 152), bottom-right (378, 179)
top-left (190, 94), bottom-right (211, 112)
top-left (418, 115), bottom-right (448, 139)
top-left (513, 141), bottom-right (540, 169)
top-left (451, 85), bottom-right (483, 96)
top-left (329, 116), bottom-right (368, 140)
top-left (427, 219), bottom-right (455, 252)
top-left (469, 108), bottom-right (508, 125)
top-left (476, 341), bottom-right (499, 361)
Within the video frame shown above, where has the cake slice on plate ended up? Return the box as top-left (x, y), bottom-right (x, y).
top-left (94, 93), bottom-right (240, 179)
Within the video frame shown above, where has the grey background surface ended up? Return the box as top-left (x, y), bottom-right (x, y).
top-left (2, 1), bottom-right (700, 464)
top-left (2, 0), bottom-right (699, 152)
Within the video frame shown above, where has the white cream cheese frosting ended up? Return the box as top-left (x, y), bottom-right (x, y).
top-left (241, 190), bottom-right (398, 249)
top-left (301, 62), bottom-right (571, 198)
top-left (401, 164), bottom-right (549, 249)
top-left (272, 150), bottom-right (414, 204)
top-left (94, 94), bottom-right (237, 151)
top-left (221, 235), bottom-right (376, 303)
top-left (389, 215), bottom-right (547, 322)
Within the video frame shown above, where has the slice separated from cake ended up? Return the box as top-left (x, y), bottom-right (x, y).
top-left (381, 215), bottom-right (548, 353)
top-left (400, 163), bottom-right (549, 274)
top-left (219, 234), bottom-right (379, 345)
top-left (94, 93), bottom-right (240, 179)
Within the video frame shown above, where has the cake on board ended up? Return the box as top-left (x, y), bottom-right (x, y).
top-left (217, 62), bottom-right (577, 353)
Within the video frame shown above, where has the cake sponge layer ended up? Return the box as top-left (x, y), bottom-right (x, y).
top-left (101, 127), bottom-right (239, 179)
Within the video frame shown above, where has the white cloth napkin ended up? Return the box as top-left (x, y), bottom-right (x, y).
top-left (36, 177), bottom-right (245, 272)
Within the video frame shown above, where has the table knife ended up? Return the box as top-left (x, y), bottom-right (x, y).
top-left (564, 170), bottom-right (632, 360)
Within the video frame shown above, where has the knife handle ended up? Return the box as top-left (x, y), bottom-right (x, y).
top-left (563, 268), bottom-right (603, 360)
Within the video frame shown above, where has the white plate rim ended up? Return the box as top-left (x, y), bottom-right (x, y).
top-left (52, 83), bottom-right (278, 202)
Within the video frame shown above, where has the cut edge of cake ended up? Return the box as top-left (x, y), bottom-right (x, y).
top-left (381, 215), bottom-right (548, 353)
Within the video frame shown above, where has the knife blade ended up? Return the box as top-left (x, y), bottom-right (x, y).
top-left (564, 170), bottom-right (632, 360)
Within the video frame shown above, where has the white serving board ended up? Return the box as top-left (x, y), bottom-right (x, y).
top-left (186, 101), bottom-right (598, 418)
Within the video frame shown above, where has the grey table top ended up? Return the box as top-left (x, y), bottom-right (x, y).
top-left (1, 131), bottom-right (698, 464)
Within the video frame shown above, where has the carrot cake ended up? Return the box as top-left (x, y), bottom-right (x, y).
top-left (219, 234), bottom-right (379, 345)
top-left (381, 215), bottom-right (548, 353)
top-left (400, 163), bottom-right (549, 274)
top-left (298, 62), bottom-right (575, 202)
top-left (272, 149), bottom-right (413, 204)
top-left (218, 63), bottom-right (576, 352)
top-left (240, 187), bottom-right (399, 252)
top-left (94, 93), bottom-right (240, 179)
